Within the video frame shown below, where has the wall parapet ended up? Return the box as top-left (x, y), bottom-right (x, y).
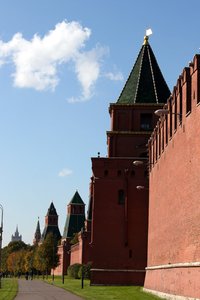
top-left (149, 54), bottom-right (200, 170)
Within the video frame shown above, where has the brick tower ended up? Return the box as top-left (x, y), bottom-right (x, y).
top-left (41, 202), bottom-right (61, 243)
top-left (88, 34), bottom-right (170, 285)
top-left (54, 191), bottom-right (86, 275)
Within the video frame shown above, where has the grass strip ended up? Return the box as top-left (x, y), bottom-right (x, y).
top-left (1, 278), bottom-right (18, 300)
top-left (44, 276), bottom-right (161, 300)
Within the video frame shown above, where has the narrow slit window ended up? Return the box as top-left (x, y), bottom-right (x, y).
top-left (118, 189), bottom-right (125, 205)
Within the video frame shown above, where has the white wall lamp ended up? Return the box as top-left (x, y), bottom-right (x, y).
top-left (133, 160), bottom-right (144, 166)
top-left (136, 185), bottom-right (149, 190)
top-left (154, 109), bottom-right (181, 117)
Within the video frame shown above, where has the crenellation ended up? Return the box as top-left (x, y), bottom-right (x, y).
top-left (192, 54), bottom-right (200, 71)
top-left (149, 53), bottom-right (200, 170)
top-left (191, 55), bottom-right (200, 104)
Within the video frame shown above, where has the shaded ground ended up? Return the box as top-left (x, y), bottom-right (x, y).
top-left (14, 279), bottom-right (83, 300)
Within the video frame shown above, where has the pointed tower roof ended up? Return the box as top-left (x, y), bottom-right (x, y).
top-left (69, 191), bottom-right (85, 205)
top-left (11, 225), bottom-right (22, 242)
top-left (41, 202), bottom-right (61, 242)
top-left (35, 218), bottom-right (41, 238)
top-left (117, 34), bottom-right (170, 104)
top-left (63, 191), bottom-right (85, 239)
top-left (47, 202), bottom-right (58, 216)
top-left (33, 217), bottom-right (41, 245)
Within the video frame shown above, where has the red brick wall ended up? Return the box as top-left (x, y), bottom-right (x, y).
top-left (70, 232), bottom-right (91, 266)
top-left (53, 242), bottom-right (70, 276)
top-left (70, 243), bottom-right (81, 265)
top-left (145, 55), bottom-right (200, 298)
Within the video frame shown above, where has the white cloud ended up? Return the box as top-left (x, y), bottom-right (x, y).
top-left (58, 168), bottom-right (73, 177)
top-left (0, 20), bottom-right (123, 101)
top-left (0, 20), bottom-right (92, 93)
top-left (104, 71), bottom-right (124, 81)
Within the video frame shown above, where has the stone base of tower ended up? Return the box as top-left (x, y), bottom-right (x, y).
top-left (144, 265), bottom-right (200, 299)
top-left (90, 269), bottom-right (145, 286)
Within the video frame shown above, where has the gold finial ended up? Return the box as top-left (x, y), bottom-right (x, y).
top-left (143, 35), bottom-right (149, 45)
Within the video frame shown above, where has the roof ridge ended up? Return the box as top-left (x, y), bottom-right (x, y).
top-left (147, 45), bottom-right (159, 103)
top-left (134, 45), bottom-right (145, 103)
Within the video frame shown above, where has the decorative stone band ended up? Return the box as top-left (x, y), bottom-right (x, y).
top-left (91, 268), bottom-right (145, 273)
top-left (146, 261), bottom-right (200, 270)
top-left (143, 288), bottom-right (200, 300)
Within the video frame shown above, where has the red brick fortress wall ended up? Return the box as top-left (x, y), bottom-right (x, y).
top-left (144, 55), bottom-right (200, 299)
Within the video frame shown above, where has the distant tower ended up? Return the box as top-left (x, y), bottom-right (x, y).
top-left (63, 190), bottom-right (85, 240)
top-left (11, 225), bottom-right (22, 242)
top-left (33, 217), bottom-right (41, 245)
top-left (41, 202), bottom-right (61, 243)
top-left (53, 191), bottom-right (86, 276)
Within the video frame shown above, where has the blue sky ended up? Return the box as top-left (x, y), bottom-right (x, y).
top-left (0, 0), bottom-right (199, 246)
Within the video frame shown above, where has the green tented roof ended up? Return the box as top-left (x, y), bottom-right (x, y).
top-left (69, 191), bottom-right (85, 205)
top-left (117, 36), bottom-right (170, 104)
top-left (63, 215), bottom-right (85, 238)
top-left (41, 225), bottom-right (61, 242)
top-left (47, 202), bottom-right (58, 216)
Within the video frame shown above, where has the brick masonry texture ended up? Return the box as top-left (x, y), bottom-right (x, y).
top-left (144, 55), bottom-right (200, 299)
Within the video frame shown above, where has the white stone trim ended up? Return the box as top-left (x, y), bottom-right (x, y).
top-left (146, 262), bottom-right (200, 270)
top-left (91, 268), bottom-right (145, 273)
top-left (143, 288), bottom-right (200, 300)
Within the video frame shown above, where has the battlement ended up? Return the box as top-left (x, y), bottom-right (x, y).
top-left (149, 54), bottom-right (200, 169)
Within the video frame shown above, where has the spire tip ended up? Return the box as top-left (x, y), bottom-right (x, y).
top-left (143, 28), bottom-right (153, 45)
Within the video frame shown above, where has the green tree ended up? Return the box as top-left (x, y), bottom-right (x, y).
top-left (33, 233), bottom-right (59, 275)
top-left (24, 249), bottom-right (34, 273)
top-left (2, 241), bottom-right (30, 274)
top-left (7, 241), bottom-right (27, 253)
top-left (7, 250), bottom-right (25, 275)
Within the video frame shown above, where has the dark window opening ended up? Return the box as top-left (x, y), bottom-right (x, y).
top-left (117, 170), bottom-right (122, 176)
top-left (139, 151), bottom-right (148, 158)
top-left (118, 189), bottom-right (125, 205)
top-left (104, 170), bottom-right (108, 177)
top-left (131, 170), bottom-right (135, 177)
top-left (140, 113), bottom-right (153, 131)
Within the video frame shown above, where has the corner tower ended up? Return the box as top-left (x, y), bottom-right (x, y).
top-left (89, 34), bottom-right (170, 285)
